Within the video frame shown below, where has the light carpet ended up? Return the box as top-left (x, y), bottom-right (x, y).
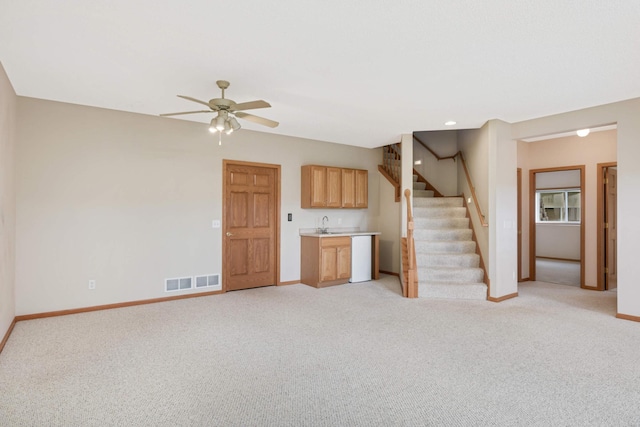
top-left (1, 275), bottom-right (638, 426)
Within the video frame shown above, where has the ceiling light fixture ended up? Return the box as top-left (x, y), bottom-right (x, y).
top-left (228, 117), bottom-right (241, 132)
top-left (445, 120), bottom-right (456, 126)
top-left (161, 80), bottom-right (275, 146)
top-left (215, 113), bottom-right (226, 131)
top-left (577, 129), bottom-right (590, 137)
top-left (208, 111), bottom-right (242, 144)
top-left (209, 118), bottom-right (218, 133)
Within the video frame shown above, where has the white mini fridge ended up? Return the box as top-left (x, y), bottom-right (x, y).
top-left (350, 235), bottom-right (372, 283)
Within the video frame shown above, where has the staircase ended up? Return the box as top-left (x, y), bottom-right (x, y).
top-left (412, 175), bottom-right (487, 300)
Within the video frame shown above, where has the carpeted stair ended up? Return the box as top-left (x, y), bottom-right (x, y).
top-left (412, 175), bottom-right (487, 300)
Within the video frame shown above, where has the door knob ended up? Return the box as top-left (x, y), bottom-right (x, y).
top-left (226, 232), bottom-right (233, 237)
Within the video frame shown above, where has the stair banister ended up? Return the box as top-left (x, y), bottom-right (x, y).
top-left (404, 189), bottom-right (418, 298)
top-left (457, 152), bottom-right (488, 227)
top-left (378, 142), bottom-right (402, 202)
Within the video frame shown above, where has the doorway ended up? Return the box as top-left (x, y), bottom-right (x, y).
top-left (222, 160), bottom-right (281, 291)
top-left (597, 162), bottom-right (617, 290)
top-left (529, 166), bottom-right (585, 286)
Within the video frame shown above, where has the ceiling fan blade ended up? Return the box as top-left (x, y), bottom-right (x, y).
top-left (160, 110), bottom-right (213, 117)
top-left (177, 95), bottom-right (218, 109)
top-left (231, 100), bottom-right (271, 111)
top-left (235, 111), bottom-right (279, 128)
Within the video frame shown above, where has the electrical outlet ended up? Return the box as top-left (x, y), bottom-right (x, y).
top-left (88, 280), bottom-right (96, 290)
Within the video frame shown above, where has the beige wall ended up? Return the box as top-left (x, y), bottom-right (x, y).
top-left (378, 175), bottom-right (400, 273)
top-left (517, 129), bottom-right (617, 286)
top-left (536, 224), bottom-right (580, 260)
top-left (413, 131), bottom-right (458, 196)
top-left (458, 127), bottom-right (489, 218)
top-left (15, 97), bottom-right (383, 315)
top-left (488, 119), bottom-right (518, 298)
top-left (0, 63), bottom-right (16, 339)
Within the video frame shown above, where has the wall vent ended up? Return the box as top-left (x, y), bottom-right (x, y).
top-left (195, 274), bottom-right (220, 288)
top-left (165, 276), bottom-right (193, 292)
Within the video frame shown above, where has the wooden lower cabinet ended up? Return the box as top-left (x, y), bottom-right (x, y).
top-left (301, 236), bottom-right (352, 287)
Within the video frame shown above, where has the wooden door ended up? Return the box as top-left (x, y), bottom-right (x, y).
top-left (223, 161), bottom-right (279, 291)
top-left (342, 169), bottom-right (356, 208)
top-left (355, 169), bottom-right (368, 208)
top-left (605, 167), bottom-right (617, 290)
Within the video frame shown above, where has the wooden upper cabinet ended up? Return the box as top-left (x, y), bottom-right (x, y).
top-left (342, 168), bottom-right (356, 208)
top-left (309, 166), bottom-right (327, 207)
top-left (326, 167), bottom-right (342, 208)
top-left (302, 165), bottom-right (367, 209)
top-left (355, 169), bottom-right (368, 208)
top-left (302, 165), bottom-right (327, 208)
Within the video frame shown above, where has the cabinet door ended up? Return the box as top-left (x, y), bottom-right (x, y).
top-left (341, 168), bottom-right (356, 208)
top-left (336, 244), bottom-right (352, 279)
top-left (326, 167), bottom-right (342, 208)
top-left (355, 169), bottom-right (368, 208)
top-left (310, 166), bottom-right (327, 207)
top-left (320, 246), bottom-right (338, 282)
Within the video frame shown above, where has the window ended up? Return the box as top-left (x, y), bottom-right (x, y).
top-left (536, 189), bottom-right (580, 223)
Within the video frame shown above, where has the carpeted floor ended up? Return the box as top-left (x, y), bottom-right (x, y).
top-left (0, 275), bottom-right (637, 426)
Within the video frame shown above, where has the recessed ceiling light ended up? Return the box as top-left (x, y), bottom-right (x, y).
top-left (445, 121), bottom-right (456, 126)
top-left (576, 129), bottom-right (590, 137)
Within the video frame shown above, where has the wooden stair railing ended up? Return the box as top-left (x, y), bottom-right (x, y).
top-left (401, 189), bottom-right (418, 298)
top-left (458, 151), bottom-right (488, 227)
top-left (378, 143), bottom-right (402, 202)
top-left (413, 135), bottom-right (487, 226)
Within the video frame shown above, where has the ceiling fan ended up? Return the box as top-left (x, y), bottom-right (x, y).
top-left (160, 80), bottom-right (279, 136)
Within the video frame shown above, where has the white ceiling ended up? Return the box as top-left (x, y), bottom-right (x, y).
top-left (1, 1), bottom-right (639, 149)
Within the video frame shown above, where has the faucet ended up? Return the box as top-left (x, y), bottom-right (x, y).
top-left (320, 216), bottom-right (329, 234)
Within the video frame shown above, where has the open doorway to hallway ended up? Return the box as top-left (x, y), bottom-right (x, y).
top-left (529, 166), bottom-right (585, 287)
top-left (517, 125), bottom-right (617, 290)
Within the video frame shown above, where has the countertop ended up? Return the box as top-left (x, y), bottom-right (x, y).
top-left (299, 231), bottom-right (381, 238)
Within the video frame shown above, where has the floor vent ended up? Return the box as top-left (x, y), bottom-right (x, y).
top-left (195, 274), bottom-right (219, 288)
top-left (165, 277), bottom-right (193, 292)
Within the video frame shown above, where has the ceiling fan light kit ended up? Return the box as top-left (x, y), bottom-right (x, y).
top-left (161, 80), bottom-right (278, 144)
